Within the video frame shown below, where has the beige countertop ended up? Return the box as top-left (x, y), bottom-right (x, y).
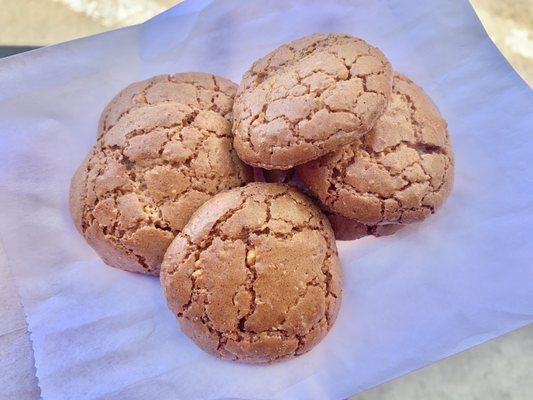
top-left (0, 0), bottom-right (531, 85)
top-left (0, 246), bottom-right (40, 399)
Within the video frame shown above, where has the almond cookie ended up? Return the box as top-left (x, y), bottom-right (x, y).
top-left (98, 72), bottom-right (236, 138)
top-left (70, 83), bottom-right (253, 275)
top-left (161, 183), bottom-right (342, 363)
top-left (233, 33), bottom-right (393, 169)
top-left (297, 73), bottom-right (454, 226)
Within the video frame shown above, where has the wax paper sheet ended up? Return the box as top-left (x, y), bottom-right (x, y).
top-left (0, 0), bottom-right (532, 399)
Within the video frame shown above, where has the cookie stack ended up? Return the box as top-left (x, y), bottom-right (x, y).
top-left (70, 33), bottom-right (454, 363)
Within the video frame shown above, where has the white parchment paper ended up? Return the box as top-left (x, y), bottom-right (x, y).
top-left (0, 0), bottom-right (532, 399)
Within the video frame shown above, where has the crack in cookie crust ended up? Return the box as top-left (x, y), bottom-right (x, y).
top-left (296, 73), bottom-right (455, 226)
top-left (98, 72), bottom-right (237, 138)
top-left (160, 183), bottom-right (342, 363)
top-left (70, 74), bottom-right (253, 275)
top-left (261, 167), bottom-right (403, 240)
top-left (233, 33), bottom-right (393, 169)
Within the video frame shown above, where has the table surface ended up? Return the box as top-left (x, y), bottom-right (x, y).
top-left (0, 246), bottom-right (40, 399)
top-left (0, 0), bottom-right (531, 85)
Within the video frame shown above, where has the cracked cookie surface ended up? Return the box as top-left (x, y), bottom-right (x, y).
top-left (70, 75), bottom-right (253, 275)
top-left (233, 33), bottom-right (393, 169)
top-left (161, 183), bottom-right (342, 363)
top-left (98, 72), bottom-right (236, 138)
top-left (263, 168), bottom-right (403, 240)
top-left (297, 73), bottom-right (454, 226)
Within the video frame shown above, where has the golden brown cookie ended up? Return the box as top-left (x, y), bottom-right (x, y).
top-left (297, 73), bottom-right (454, 226)
top-left (98, 72), bottom-right (236, 138)
top-left (233, 33), bottom-right (393, 169)
top-left (70, 77), bottom-right (253, 275)
top-left (161, 183), bottom-right (342, 363)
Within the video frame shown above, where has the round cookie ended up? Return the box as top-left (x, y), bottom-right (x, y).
top-left (161, 183), bottom-right (342, 363)
top-left (233, 33), bottom-right (393, 169)
top-left (70, 94), bottom-right (253, 275)
top-left (297, 73), bottom-right (454, 226)
top-left (98, 72), bottom-right (236, 138)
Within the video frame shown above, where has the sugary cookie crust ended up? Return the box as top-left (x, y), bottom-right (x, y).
top-left (98, 72), bottom-right (237, 138)
top-left (297, 73), bottom-right (454, 225)
top-left (233, 33), bottom-right (393, 169)
top-left (161, 183), bottom-right (342, 363)
top-left (261, 169), bottom-right (403, 240)
top-left (70, 78), bottom-right (253, 275)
